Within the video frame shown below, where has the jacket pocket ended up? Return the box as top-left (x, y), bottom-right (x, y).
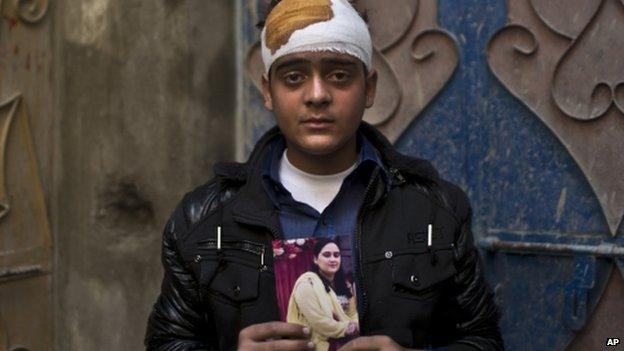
top-left (195, 240), bottom-right (265, 303)
top-left (390, 248), bottom-right (456, 300)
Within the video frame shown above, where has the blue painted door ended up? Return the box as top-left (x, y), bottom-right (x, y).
top-left (238, 1), bottom-right (624, 349)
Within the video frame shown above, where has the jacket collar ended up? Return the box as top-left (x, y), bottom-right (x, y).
top-left (213, 122), bottom-right (440, 236)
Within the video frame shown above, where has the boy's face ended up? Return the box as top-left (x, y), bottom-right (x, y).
top-left (261, 51), bottom-right (377, 156)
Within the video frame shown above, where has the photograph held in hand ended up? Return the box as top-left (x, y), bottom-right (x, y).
top-left (274, 236), bottom-right (359, 351)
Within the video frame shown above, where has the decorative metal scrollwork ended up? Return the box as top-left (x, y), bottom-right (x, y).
top-left (529, 0), bottom-right (601, 39)
top-left (551, 0), bottom-right (624, 120)
top-left (487, 0), bottom-right (624, 235)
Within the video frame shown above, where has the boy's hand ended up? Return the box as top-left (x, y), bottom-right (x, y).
top-left (238, 322), bottom-right (315, 350)
top-left (338, 336), bottom-right (422, 351)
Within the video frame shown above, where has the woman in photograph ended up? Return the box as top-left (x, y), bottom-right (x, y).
top-left (286, 238), bottom-right (359, 351)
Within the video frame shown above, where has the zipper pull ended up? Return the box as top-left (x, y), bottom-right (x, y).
top-left (216, 226), bottom-right (224, 267)
top-left (217, 226), bottom-right (222, 251)
top-left (428, 224), bottom-right (438, 265)
top-left (259, 246), bottom-right (268, 272)
top-left (427, 224), bottom-right (433, 247)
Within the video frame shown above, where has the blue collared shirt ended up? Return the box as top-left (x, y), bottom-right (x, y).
top-left (261, 132), bottom-right (389, 239)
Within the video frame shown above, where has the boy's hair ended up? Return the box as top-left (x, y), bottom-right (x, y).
top-left (256, 0), bottom-right (368, 29)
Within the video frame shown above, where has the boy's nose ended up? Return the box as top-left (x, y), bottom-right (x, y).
top-left (304, 74), bottom-right (332, 107)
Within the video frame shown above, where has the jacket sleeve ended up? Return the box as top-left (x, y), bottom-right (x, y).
top-left (145, 201), bottom-right (216, 351)
top-left (434, 190), bottom-right (504, 351)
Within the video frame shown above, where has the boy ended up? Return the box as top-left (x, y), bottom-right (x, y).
top-left (145, 0), bottom-right (503, 350)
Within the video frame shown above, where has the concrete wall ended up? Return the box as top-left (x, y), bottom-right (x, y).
top-left (53, 0), bottom-right (236, 349)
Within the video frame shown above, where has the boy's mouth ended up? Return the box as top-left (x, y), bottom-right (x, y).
top-left (301, 117), bottom-right (334, 129)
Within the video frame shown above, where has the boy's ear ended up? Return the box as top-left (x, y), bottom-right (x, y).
top-left (261, 73), bottom-right (274, 111)
top-left (365, 68), bottom-right (378, 108)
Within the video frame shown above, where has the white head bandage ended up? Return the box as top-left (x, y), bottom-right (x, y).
top-left (261, 0), bottom-right (373, 73)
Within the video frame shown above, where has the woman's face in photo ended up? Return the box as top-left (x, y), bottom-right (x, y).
top-left (314, 242), bottom-right (341, 278)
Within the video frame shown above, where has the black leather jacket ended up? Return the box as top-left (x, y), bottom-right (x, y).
top-left (145, 123), bottom-right (503, 350)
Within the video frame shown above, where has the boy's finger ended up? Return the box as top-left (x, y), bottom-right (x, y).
top-left (241, 322), bottom-right (310, 342)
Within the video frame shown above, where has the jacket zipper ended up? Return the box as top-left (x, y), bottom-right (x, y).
top-left (194, 239), bottom-right (267, 271)
top-left (194, 223), bottom-right (271, 272)
top-left (354, 167), bottom-right (381, 335)
top-left (197, 239), bottom-right (265, 256)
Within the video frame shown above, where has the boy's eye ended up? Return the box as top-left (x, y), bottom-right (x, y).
top-left (329, 71), bottom-right (351, 82)
top-left (283, 72), bottom-right (305, 84)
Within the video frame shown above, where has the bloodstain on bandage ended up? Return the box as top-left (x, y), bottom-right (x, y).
top-left (265, 0), bottom-right (334, 54)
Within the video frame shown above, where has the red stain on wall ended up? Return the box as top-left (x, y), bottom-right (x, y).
top-left (2, 16), bottom-right (19, 28)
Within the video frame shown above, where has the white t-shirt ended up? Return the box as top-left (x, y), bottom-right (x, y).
top-left (278, 150), bottom-right (357, 214)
